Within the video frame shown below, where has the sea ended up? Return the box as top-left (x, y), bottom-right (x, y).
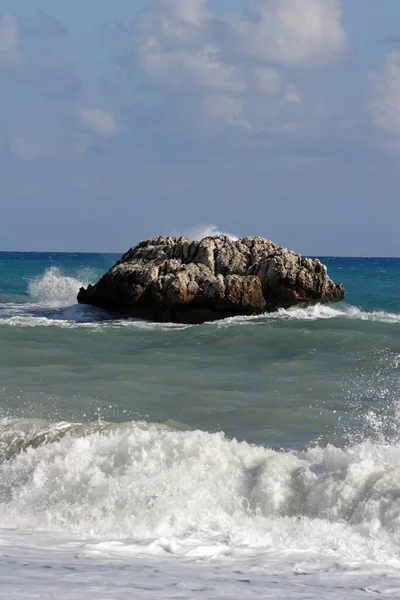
top-left (0, 250), bottom-right (400, 599)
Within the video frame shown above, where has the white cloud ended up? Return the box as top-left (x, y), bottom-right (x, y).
top-left (0, 13), bottom-right (79, 96)
top-left (10, 136), bottom-right (39, 158)
top-left (191, 46), bottom-right (245, 91)
top-left (227, 0), bottom-right (347, 67)
top-left (203, 94), bottom-right (249, 128)
top-left (115, 2), bottom-right (245, 94)
top-left (150, 0), bottom-right (207, 26)
top-left (282, 121), bottom-right (298, 133)
top-left (74, 135), bottom-right (107, 157)
top-left (369, 52), bottom-right (400, 136)
top-left (253, 67), bottom-right (283, 95)
top-left (285, 84), bottom-right (301, 104)
top-left (21, 9), bottom-right (67, 39)
top-left (0, 15), bottom-right (24, 67)
top-left (77, 108), bottom-right (117, 136)
top-left (136, 40), bottom-right (245, 92)
top-left (105, 0), bottom-right (347, 130)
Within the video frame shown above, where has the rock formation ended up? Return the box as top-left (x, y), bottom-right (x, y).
top-left (77, 236), bottom-right (344, 324)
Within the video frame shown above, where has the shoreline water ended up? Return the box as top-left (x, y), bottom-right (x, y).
top-left (1, 252), bottom-right (400, 598)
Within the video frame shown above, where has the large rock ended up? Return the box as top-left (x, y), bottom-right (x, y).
top-left (77, 236), bottom-right (344, 324)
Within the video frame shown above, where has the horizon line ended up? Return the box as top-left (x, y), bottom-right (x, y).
top-left (1, 250), bottom-right (399, 260)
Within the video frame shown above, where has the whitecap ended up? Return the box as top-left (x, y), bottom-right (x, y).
top-left (1, 420), bottom-right (400, 566)
top-left (28, 266), bottom-right (97, 308)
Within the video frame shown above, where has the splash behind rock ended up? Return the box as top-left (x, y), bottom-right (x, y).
top-left (77, 236), bottom-right (345, 324)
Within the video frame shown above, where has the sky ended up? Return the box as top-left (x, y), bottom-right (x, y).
top-left (1, 0), bottom-right (400, 256)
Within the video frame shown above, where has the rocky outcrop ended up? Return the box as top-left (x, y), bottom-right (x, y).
top-left (77, 236), bottom-right (344, 324)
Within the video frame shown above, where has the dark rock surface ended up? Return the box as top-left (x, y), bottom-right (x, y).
top-left (77, 235), bottom-right (345, 324)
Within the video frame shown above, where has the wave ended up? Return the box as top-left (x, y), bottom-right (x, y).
top-left (0, 313), bottom-right (192, 329)
top-left (28, 266), bottom-right (97, 308)
top-left (0, 267), bottom-right (108, 326)
top-left (274, 304), bottom-right (400, 323)
top-left (1, 311), bottom-right (107, 328)
top-left (216, 304), bottom-right (400, 326)
top-left (1, 265), bottom-right (399, 329)
top-left (1, 417), bottom-right (400, 564)
top-left (272, 304), bottom-right (400, 323)
top-left (1, 302), bottom-right (400, 329)
top-left (185, 224), bottom-right (238, 241)
top-left (0, 418), bottom-right (187, 462)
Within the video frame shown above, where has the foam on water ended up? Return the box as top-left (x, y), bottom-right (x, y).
top-left (273, 304), bottom-right (400, 323)
top-left (28, 266), bottom-right (96, 308)
top-left (1, 299), bottom-right (400, 330)
top-left (0, 267), bottom-right (110, 326)
top-left (1, 418), bottom-right (400, 567)
top-left (1, 257), bottom-right (400, 598)
top-left (4, 527), bottom-right (400, 600)
top-left (215, 303), bottom-right (400, 328)
top-left (0, 418), bottom-right (185, 462)
top-left (0, 313), bottom-right (193, 329)
top-left (0, 264), bottom-right (399, 329)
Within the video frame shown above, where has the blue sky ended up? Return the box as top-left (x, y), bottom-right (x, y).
top-left (1, 0), bottom-right (400, 255)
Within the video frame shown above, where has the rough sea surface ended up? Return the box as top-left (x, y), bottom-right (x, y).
top-left (1, 251), bottom-right (400, 599)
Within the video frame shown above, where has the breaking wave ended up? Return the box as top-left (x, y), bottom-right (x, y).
top-left (261, 304), bottom-right (400, 323)
top-left (1, 417), bottom-right (400, 564)
top-left (1, 301), bottom-right (400, 329)
top-left (0, 265), bottom-right (399, 328)
top-left (213, 304), bottom-right (400, 327)
top-left (28, 266), bottom-right (97, 308)
top-left (185, 224), bottom-right (238, 241)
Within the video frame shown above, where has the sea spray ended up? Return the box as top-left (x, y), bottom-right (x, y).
top-left (1, 254), bottom-right (400, 598)
top-left (341, 349), bottom-right (400, 446)
top-left (28, 266), bottom-right (98, 308)
top-left (186, 224), bottom-right (238, 241)
top-left (1, 419), bottom-right (400, 565)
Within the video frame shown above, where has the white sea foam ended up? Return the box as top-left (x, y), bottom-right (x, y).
top-left (1, 302), bottom-right (400, 329)
top-left (2, 265), bottom-right (400, 329)
top-left (0, 267), bottom-right (105, 326)
top-left (0, 314), bottom-right (192, 329)
top-left (28, 266), bottom-right (96, 308)
top-left (1, 419), bottom-right (400, 565)
top-left (273, 304), bottom-right (400, 323)
top-left (1, 315), bottom-right (98, 328)
top-left (2, 421), bottom-right (400, 598)
top-left (216, 304), bottom-right (400, 327)
top-left (3, 527), bottom-right (399, 600)
top-left (186, 223), bottom-right (238, 241)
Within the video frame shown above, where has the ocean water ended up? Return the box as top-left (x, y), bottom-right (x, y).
top-left (1, 250), bottom-right (400, 599)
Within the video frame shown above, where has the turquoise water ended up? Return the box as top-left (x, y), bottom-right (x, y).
top-left (1, 250), bottom-right (400, 599)
top-left (1, 251), bottom-right (399, 449)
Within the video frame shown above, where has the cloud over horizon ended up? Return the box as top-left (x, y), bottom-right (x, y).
top-left (21, 9), bottom-right (68, 39)
top-left (369, 51), bottom-right (400, 137)
top-left (104, 0), bottom-right (347, 131)
top-left (1, 1), bottom-right (400, 255)
top-left (223, 0), bottom-right (347, 67)
top-left (9, 136), bottom-right (39, 159)
top-left (78, 108), bottom-right (118, 137)
top-left (0, 14), bottom-right (24, 67)
top-left (0, 11), bottom-right (78, 96)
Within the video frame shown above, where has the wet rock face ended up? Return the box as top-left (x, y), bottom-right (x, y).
top-left (77, 236), bottom-right (345, 324)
